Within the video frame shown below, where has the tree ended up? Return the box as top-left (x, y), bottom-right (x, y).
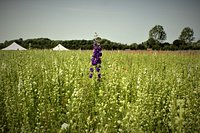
top-left (161, 42), bottom-right (171, 50)
top-left (137, 43), bottom-right (147, 50)
top-left (173, 39), bottom-right (187, 50)
top-left (149, 25), bottom-right (167, 42)
top-left (173, 39), bottom-right (185, 47)
top-left (190, 40), bottom-right (200, 50)
top-left (146, 38), bottom-right (160, 48)
top-left (179, 27), bottom-right (194, 43)
top-left (14, 38), bottom-right (23, 45)
top-left (129, 43), bottom-right (138, 50)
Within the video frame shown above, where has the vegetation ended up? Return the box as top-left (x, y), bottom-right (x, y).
top-left (149, 25), bottom-right (167, 43)
top-left (0, 25), bottom-right (199, 50)
top-left (1, 37), bottom-right (200, 51)
top-left (0, 38), bottom-right (128, 50)
top-left (179, 27), bottom-right (195, 44)
top-left (0, 50), bottom-right (200, 132)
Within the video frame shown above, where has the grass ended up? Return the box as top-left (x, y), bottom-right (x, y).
top-left (0, 50), bottom-right (200, 133)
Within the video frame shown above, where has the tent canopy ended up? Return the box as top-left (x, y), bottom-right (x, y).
top-left (53, 44), bottom-right (69, 51)
top-left (2, 42), bottom-right (27, 50)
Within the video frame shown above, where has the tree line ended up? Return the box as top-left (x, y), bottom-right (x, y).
top-left (0, 25), bottom-right (200, 50)
top-left (0, 38), bottom-right (129, 50)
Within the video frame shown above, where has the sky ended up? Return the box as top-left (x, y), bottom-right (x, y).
top-left (0, 0), bottom-right (200, 44)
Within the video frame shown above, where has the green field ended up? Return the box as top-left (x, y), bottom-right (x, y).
top-left (0, 50), bottom-right (200, 133)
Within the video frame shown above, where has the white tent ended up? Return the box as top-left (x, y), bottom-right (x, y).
top-left (53, 44), bottom-right (69, 51)
top-left (2, 42), bottom-right (27, 50)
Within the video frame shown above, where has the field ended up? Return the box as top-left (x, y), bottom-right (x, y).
top-left (0, 50), bottom-right (200, 133)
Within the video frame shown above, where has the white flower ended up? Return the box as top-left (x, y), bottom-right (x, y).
top-left (61, 123), bottom-right (69, 130)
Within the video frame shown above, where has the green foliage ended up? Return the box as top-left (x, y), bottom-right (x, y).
top-left (179, 27), bottom-right (194, 43)
top-left (146, 38), bottom-right (160, 49)
top-left (149, 25), bottom-right (167, 42)
top-left (1, 37), bottom-right (200, 51)
top-left (0, 38), bottom-right (131, 50)
top-left (173, 39), bottom-right (186, 47)
top-left (192, 40), bottom-right (200, 50)
top-left (1, 50), bottom-right (200, 132)
top-left (137, 42), bottom-right (147, 50)
top-left (129, 43), bottom-right (138, 50)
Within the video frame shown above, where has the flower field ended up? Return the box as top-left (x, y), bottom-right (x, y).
top-left (0, 50), bottom-right (200, 133)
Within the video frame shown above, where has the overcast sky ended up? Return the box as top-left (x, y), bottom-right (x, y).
top-left (0, 0), bottom-right (200, 44)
